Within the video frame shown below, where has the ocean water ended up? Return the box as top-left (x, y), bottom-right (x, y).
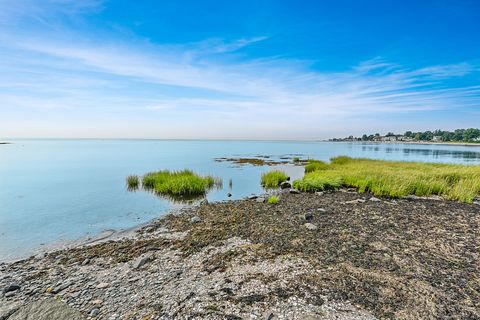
top-left (1, 139), bottom-right (480, 261)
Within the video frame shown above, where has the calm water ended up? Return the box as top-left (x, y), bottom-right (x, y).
top-left (1, 139), bottom-right (480, 261)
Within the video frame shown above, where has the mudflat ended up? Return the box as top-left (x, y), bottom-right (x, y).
top-left (1, 191), bottom-right (479, 319)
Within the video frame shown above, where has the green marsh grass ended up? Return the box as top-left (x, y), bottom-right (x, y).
top-left (126, 175), bottom-right (140, 190)
top-left (261, 170), bottom-right (288, 188)
top-left (293, 156), bottom-right (480, 202)
top-left (268, 195), bottom-right (280, 204)
top-left (304, 160), bottom-right (329, 173)
top-left (140, 170), bottom-right (217, 197)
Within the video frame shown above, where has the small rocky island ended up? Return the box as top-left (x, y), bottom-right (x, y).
top-left (1, 190), bottom-right (479, 319)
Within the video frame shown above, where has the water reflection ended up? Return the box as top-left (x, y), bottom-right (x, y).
top-left (358, 145), bottom-right (480, 161)
top-left (402, 148), bottom-right (480, 160)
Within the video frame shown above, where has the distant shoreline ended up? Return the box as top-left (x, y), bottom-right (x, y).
top-left (328, 140), bottom-right (480, 147)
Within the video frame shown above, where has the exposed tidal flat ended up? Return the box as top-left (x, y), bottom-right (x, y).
top-left (1, 190), bottom-right (479, 319)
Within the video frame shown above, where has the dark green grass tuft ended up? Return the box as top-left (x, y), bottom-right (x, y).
top-left (126, 175), bottom-right (140, 190)
top-left (261, 170), bottom-right (288, 188)
top-left (304, 160), bottom-right (329, 173)
top-left (267, 195), bottom-right (280, 204)
top-left (140, 170), bottom-right (217, 197)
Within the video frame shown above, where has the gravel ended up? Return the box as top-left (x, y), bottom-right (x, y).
top-left (1, 190), bottom-right (478, 319)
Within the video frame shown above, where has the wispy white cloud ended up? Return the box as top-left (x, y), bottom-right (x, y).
top-left (0, 0), bottom-right (479, 138)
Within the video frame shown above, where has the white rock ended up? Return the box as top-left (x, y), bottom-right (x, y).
top-left (304, 223), bottom-right (318, 230)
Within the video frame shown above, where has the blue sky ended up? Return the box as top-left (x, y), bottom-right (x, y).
top-left (1, 0), bottom-right (479, 139)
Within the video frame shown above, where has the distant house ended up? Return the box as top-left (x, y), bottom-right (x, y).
top-left (432, 136), bottom-right (442, 142)
top-left (381, 136), bottom-right (397, 142)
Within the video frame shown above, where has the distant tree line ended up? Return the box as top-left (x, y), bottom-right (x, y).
top-left (360, 128), bottom-right (480, 142)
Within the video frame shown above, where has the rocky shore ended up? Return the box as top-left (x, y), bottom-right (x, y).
top-left (1, 191), bottom-right (479, 319)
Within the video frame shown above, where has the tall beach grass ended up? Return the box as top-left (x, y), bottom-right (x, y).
top-left (140, 170), bottom-right (218, 197)
top-left (126, 175), bottom-right (140, 190)
top-left (293, 156), bottom-right (480, 202)
top-left (261, 170), bottom-right (288, 188)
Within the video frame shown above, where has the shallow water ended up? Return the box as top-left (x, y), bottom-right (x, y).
top-left (1, 139), bottom-right (479, 261)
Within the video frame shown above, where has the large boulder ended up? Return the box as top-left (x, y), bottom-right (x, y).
top-left (9, 299), bottom-right (85, 320)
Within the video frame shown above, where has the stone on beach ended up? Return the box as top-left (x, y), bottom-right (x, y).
top-left (8, 299), bottom-right (85, 320)
top-left (2, 284), bottom-right (20, 294)
top-left (280, 181), bottom-right (291, 189)
top-left (190, 216), bottom-right (202, 223)
top-left (132, 254), bottom-right (153, 269)
top-left (304, 223), bottom-right (318, 230)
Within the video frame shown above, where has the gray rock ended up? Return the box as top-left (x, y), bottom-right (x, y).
top-left (345, 199), bottom-right (366, 204)
top-left (0, 301), bottom-right (21, 320)
top-left (132, 254), bottom-right (153, 269)
top-left (2, 284), bottom-right (20, 294)
top-left (304, 212), bottom-right (313, 221)
top-left (4, 291), bottom-right (16, 298)
top-left (289, 189), bottom-right (300, 194)
top-left (315, 191), bottom-right (324, 196)
top-left (280, 181), bottom-right (291, 189)
top-left (53, 282), bottom-right (71, 294)
top-left (89, 308), bottom-right (100, 317)
top-left (190, 216), bottom-right (202, 223)
top-left (369, 197), bottom-right (381, 202)
top-left (404, 195), bottom-right (420, 200)
top-left (95, 282), bottom-right (109, 289)
top-left (227, 193), bottom-right (232, 197)
top-left (9, 299), bottom-right (85, 320)
top-left (256, 197), bottom-right (266, 203)
top-left (248, 195), bottom-right (258, 200)
top-left (473, 201), bottom-right (480, 206)
top-left (317, 208), bottom-right (326, 212)
top-left (81, 258), bottom-right (90, 266)
top-left (264, 311), bottom-right (275, 320)
top-left (304, 223), bottom-right (318, 230)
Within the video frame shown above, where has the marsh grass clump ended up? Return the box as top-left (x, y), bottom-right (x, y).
top-left (126, 175), bottom-right (140, 190)
top-left (268, 195), bottom-right (280, 204)
top-left (261, 170), bottom-right (288, 188)
top-left (139, 170), bottom-right (217, 198)
top-left (293, 172), bottom-right (343, 192)
top-left (304, 160), bottom-right (329, 173)
top-left (294, 156), bottom-right (480, 202)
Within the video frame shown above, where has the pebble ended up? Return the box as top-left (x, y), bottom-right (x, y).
top-left (304, 223), bottom-right (318, 230)
top-left (82, 258), bottom-right (90, 266)
top-left (289, 189), bottom-right (300, 194)
top-left (89, 308), bottom-right (100, 317)
top-left (132, 254), bottom-right (152, 269)
top-left (345, 199), bottom-right (366, 204)
top-left (315, 191), bottom-right (324, 196)
top-left (53, 282), bottom-right (71, 293)
top-left (304, 212), bottom-right (313, 221)
top-left (369, 197), bottom-right (381, 202)
top-left (4, 291), bottom-right (16, 298)
top-left (96, 283), bottom-right (109, 289)
top-left (256, 197), bottom-right (266, 203)
top-left (2, 284), bottom-right (20, 294)
top-left (190, 216), bottom-right (202, 223)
